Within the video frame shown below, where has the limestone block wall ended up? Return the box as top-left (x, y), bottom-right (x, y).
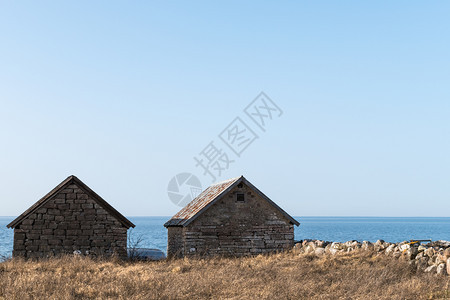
top-left (167, 183), bottom-right (295, 257)
top-left (167, 226), bottom-right (184, 258)
top-left (12, 183), bottom-right (128, 259)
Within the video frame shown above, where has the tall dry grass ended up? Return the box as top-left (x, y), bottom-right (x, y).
top-left (1, 250), bottom-right (449, 300)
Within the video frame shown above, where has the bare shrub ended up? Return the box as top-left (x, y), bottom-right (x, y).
top-left (127, 228), bottom-right (145, 260)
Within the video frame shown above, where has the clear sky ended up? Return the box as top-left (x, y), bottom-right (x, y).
top-left (0, 1), bottom-right (449, 217)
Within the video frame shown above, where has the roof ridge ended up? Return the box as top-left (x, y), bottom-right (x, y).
top-left (164, 175), bottom-right (299, 227)
top-left (164, 176), bottom-right (243, 227)
top-left (210, 176), bottom-right (242, 186)
top-left (7, 176), bottom-right (135, 229)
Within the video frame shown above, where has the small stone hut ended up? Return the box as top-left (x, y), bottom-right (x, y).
top-left (164, 176), bottom-right (299, 258)
top-left (7, 175), bottom-right (135, 259)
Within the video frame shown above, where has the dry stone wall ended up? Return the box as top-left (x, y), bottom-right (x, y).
top-left (13, 183), bottom-right (128, 259)
top-left (295, 239), bottom-right (450, 276)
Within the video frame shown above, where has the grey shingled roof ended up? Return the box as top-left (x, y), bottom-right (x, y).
top-left (164, 176), bottom-right (299, 227)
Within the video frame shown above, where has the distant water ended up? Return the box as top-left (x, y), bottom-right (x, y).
top-left (2, 216), bottom-right (450, 258)
top-left (0, 217), bottom-right (13, 259)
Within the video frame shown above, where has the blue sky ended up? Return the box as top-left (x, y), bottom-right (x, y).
top-left (0, 1), bottom-right (449, 217)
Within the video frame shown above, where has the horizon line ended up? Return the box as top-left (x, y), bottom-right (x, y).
top-left (1, 215), bottom-right (450, 218)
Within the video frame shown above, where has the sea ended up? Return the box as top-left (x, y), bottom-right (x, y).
top-left (2, 216), bottom-right (450, 258)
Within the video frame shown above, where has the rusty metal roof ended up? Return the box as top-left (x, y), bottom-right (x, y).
top-left (164, 176), bottom-right (241, 227)
top-left (164, 176), bottom-right (300, 227)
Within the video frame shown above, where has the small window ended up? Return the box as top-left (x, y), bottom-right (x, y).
top-left (237, 183), bottom-right (243, 188)
top-left (236, 193), bottom-right (245, 202)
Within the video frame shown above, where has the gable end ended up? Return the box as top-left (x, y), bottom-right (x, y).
top-left (7, 175), bottom-right (135, 229)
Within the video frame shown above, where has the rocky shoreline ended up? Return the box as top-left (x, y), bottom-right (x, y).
top-left (294, 239), bottom-right (450, 275)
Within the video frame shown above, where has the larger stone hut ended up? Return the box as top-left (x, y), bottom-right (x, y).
top-left (164, 176), bottom-right (299, 258)
top-left (7, 175), bottom-right (135, 259)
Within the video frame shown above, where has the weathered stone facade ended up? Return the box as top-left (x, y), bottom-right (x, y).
top-left (167, 226), bottom-right (184, 257)
top-left (8, 176), bottom-right (134, 259)
top-left (165, 176), bottom-right (299, 258)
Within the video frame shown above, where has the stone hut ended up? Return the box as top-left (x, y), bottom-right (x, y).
top-left (164, 176), bottom-right (299, 258)
top-left (7, 175), bottom-right (135, 259)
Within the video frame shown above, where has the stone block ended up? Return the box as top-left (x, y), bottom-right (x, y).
top-left (66, 193), bottom-right (77, 200)
top-left (63, 240), bottom-right (74, 246)
top-left (54, 229), bottom-right (65, 235)
top-left (57, 223), bottom-right (68, 230)
top-left (77, 194), bottom-right (89, 200)
top-left (76, 215), bottom-right (85, 221)
top-left (61, 210), bottom-right (72, 216)
top-left (77, 239), bottom-right (91, 247)
top-left (33, 240), bottom-right (47, 246)
top-left (84, 208), bottom-right (96, 215)
top-left (48, 239), bottom-right (62, 246)
top-left (58, 204), bottom-right (70, 210)
top-left (26, 234), bottom-right (40, 240)
top-left (67, 229), bottom-right (81, 236)
top-left (47, 209), bottom-right (60, 215)
top-left (15, 233), bottom-right (26, 240)
top-left (27, 245), bottom-right (39, 251)
top-left (97, 215), bottom-right (106, 221)
top-left (92, 240), bottom-right (107, 247)
top-left (36, 208), bottom-right (47, 214)
top-left (70, 204), bottom-right (81, 210)
top-left (97, 209), bottom-right (107, 215)
top-left (48, 223), bottom-right (58, 229)
top-left (13, 250), bottom-right (26, 257)
top-left (42, 229), bottom-right (53, 235)
top-left (43, 215), bottom-right (55, 221)
top-left (39, 245), bottom-right (51, 251)
top-left (13, 243), bottom-right (26, 250)
top-left (68, 223), bottom-right (81, 230)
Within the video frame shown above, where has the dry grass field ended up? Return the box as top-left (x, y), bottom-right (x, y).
top-left (1, 250), bottom-right (449, 300)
